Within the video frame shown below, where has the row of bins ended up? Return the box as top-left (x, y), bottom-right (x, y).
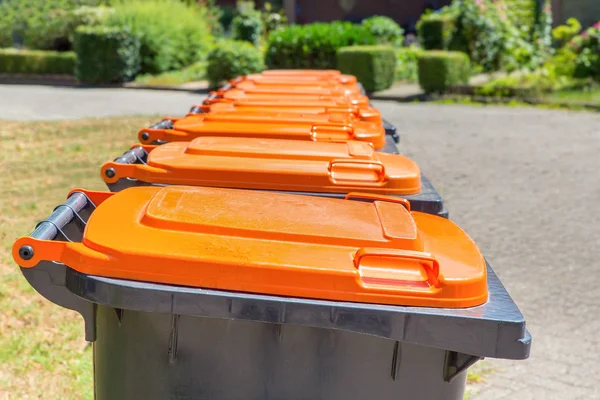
top-left (13, 69), bottom-right (530, 400)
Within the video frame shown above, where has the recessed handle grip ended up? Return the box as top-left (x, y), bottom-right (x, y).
top-left (354, 248), bottom-right (440, 289)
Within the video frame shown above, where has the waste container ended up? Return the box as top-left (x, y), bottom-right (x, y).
top-left (137, 113), bottom-right (396, 153)
top-left (192, 102), bottom-right (399, 145)
top-left (13, 186), bottom-right (531, 400)
top-left (218, 79), bottom-right (362, 97)
top-left (261, 69), bottom-right (349, 79)
top-left (206, 89), bottom-right (371, 107)
top-left (190, 97), bottom-right (399, 143)
top-left (102, 137), bottom-right (445, 217)
top-left (226, 73), bottom-right (360, 89)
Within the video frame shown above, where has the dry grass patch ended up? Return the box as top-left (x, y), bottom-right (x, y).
top-left (0, 116), bottom-right (157, 399)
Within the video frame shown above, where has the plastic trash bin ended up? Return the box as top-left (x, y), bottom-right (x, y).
top-left (102, 137), bottom-right (445, 217)
top-left (227, 73), bottom-right (360, 89)
top-left (13, 186), bottom-right (531, 400)
top-left (191, 97), bottom-right (398, 143)
top-left (218, 79), bottom-right (362, 97)
top-left (261, 69), bottom-right (350, 79)
top-left (137, 113), bottom-right (394, 152)
top-left (253, 70), bottom-right (364, 93)
top-left (205, 89), bottom-right (371, 108)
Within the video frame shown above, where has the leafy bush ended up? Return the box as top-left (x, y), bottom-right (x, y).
top-left (475, 69), bottom-right (588, 97)
top-left (265, 22), bottom-right (375, 69)
top-left (362, 16), bottom-right (404, 47)
top-left (418, 50), bottom-right (471, 93)
top-left (232, 9), bottom-right (263, 46)
top-left (395, 46), bottom-right (422, 82)
top-left (0, 0), bottom-right (106, 50)
top-left (417, 14), bottom-right (455, 50)
top-left (553, 18), bottom-right (581, 47)
top-left (219, 5), bottom-right (237, 31)
top-left (206, 40), bottom-right (264, 89)
top-left (105, 0), bottom-right (213, 74)
top-left (262, 2), bottom-right (286, 37)
top-left (337, 45), bottom-right (396, 92)
top-left (73, 26), bottom-right (140, 84)
top-left (416, 0), bottom-right (552, 73)
top-left (68, 6), bottom-right (114, 42)
top-left (568, 22), bottom-right (600, 79)
top-left (0, 48), bottom-right (75, 74)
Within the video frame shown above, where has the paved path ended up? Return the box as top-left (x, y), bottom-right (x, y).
top-left (0, 84), bottom-right (202, 120)
top-left (2, 84), bottom-right (599, 398)
top-left (373, 101), bottom-right (600, 400)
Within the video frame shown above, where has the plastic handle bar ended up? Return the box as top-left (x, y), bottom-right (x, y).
top-left (354, 248), bottom-right (440, 288)
top-left (113, 146), bottom-right (148, 165)
top-left (29, 192), bottom-right (91, 242)
top-left (310, 124), bottom-right (354, 142)
top-left (149, 119), bottom-right (175, 131)
top-left (344, 193), bottom-right (410, 212)
top-left (328, 159), bottom-right (387, 186)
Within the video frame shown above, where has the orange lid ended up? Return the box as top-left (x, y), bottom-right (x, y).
top-left (238, 73), bottom-right (358, 87)
top-left (228, 80), bottom-right (361, 96)
top-left (261, 69), bottom-right (342, 77)
top-left (202, 102), bottom-right (382, 124)
top-left (14, 186), bottom-right (488, 308)
top-left (103, 137), bottom-right (420, 194)
top-left (138, 114), bottom-right (386, 149)
top-left (218, 89), bottom-right (370, 107)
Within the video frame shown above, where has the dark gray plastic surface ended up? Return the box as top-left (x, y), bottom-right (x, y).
top-left (382, 118), bottom-right (400, 143)
top-left (66, 262), bottom-right (530, 360)
top-left (381, 133), bottom-right (399, 154)
top-left (93, 303), bottom-right (468, 400)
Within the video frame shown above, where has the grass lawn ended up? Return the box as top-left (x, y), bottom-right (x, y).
top-left (543, 87), bottom-right (600, 106)
top-left (0, 116), bottom-right (157, 399)
top-left (134, 61), bottom-right (207, 87)
top-left (0, 114), bottom-right (491, 398)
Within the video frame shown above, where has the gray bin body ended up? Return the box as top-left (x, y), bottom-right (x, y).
top-left (93, 304), bottom-right (466, 400)
top-left (17, 192), bottom-right (530, 400)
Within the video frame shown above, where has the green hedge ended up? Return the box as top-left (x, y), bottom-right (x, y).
top-left (418, 50), bottom-right (471, 93)
top-left (337, 45), bottom-right (396, 93)
top-left (417, 14), bottom-right (456, 50)
top-left (206, 40), bottom-right (264, 89)
top-left (265, 22), bottom-right (375, 69)
top-left (73, 26), bottom-right (140, 84)
top-left (0, 49), bottom-right (75, 74)
top-left (362, 16), bottom-right (404, 47)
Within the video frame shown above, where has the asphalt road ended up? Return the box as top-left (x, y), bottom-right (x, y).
top-left (1, 84), bottom-right (599, 399)
top-left (0, 84), bottom-right (201, 120)
top-left (373, 101), bottom-right (600, 400)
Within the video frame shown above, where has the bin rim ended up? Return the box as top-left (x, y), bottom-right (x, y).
top-left (63, 261), bottom-right (530, 360)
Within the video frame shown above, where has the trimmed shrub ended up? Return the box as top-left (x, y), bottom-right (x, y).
top-left (417, 14), bottom-right (456, 50)
top-left (337, 45), bottom-right (396, 93)
top-left (206, 40), bottom-right (264, 89)
top-left (418, 51), bottom-right (471, 93)
top-left (395, 46), bottom-right (422, 82)
top-left (73, 26), bottom-right (141, 84)
top-left (105, 0), bottom-right (213, 74)
top-left (231, 9), bottom-right (263, 46)
top-left (0, 49), bottom-right (75, 74)
top-left (362, 16), bottom-right (404, 47)
top-left (265, 22), bottom-right (375, 69)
